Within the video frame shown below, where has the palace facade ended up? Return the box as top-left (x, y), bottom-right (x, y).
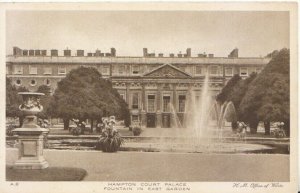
top-left (6, 47), bottom-right (271, 128)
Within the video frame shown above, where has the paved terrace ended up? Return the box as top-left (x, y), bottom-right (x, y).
top-left (6, 148), bottom-right (289, 181)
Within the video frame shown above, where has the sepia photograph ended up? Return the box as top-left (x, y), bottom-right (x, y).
top-left (0, 2), bottom-right (298, 193)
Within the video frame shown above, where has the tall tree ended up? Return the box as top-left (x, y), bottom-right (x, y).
top-left (228, 73), bottom-right (258, 133)
top-left (216, 74), bottom-right (241, 104)
top-left (48, 67), bottom-right (129, 130)
top-left (6, 77), bottom-right (29, 126)
top-left (240, 48), bottom-right (290, 135)
top-left (36, 85), bottom-right (52, 119)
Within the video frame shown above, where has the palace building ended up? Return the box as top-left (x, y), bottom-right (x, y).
top-left (6, 47), bottom-right (271, 128)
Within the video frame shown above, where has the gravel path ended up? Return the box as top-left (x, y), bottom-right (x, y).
top-left (6, 148), bottom-right (289, 181)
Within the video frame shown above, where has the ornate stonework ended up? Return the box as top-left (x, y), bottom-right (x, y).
top-left (144, 64), bottom-right (191, 78)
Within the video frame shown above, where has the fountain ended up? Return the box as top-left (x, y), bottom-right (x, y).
top-left (12, 92), bottom-right (49, 169)
top-left (183, 73), bottom-right (213, 142)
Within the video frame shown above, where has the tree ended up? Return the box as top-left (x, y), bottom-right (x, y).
top-left (216, 74), bottom-right (241, 104)
top-left (240, 48), bottom-right (290, 135)
top-left (48, 67), bottom-right (129, 130)
top-left (228, 73), bottom-right (258, 133)
top-left (36, 85), bottom-right (52, 119)
top-left (6, 77), bottom-right (29, 126)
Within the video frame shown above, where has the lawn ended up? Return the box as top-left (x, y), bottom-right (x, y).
top-left (6, 166), bottom-right (87, 181)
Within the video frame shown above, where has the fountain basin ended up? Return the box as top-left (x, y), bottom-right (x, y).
top-left (6, 136), bottom-right (290, 154)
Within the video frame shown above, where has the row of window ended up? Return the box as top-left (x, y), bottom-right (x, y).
top-left (130, 93), bottom-right (192, 113)
top-left (10, 65), bottom-right (262, 77)
top-left (13, 66), bottom-right (67, 75)
top-left (15, 79), bottom-right (51, 86)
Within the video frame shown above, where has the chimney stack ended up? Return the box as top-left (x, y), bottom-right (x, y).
top-left (41, 50), bottom-right (47, 56)
top-left (77, 50), bottom-right (84, 56)
top-left (95, 49), bottom-right (101, 57)
top-left (51, 49), bottom-right (58, 56)
top-left (228, 48), bottom-right (238, 58)
top-left (29, 50), bottom-right (34, 56)
top-left (64, 49), bottom-right (71, 57)
top-left (111, 48), bottom-right (116, 57)
top-left (13, 47), bottom-right (23, 56)
top-left (22, 50), bottom-right (28, 56)
top-left (143, 48), bottom-right (148, 57)
top-left (35, 50), bottom-right (41, 56)
top-left (186, 48), bottom-right (191, 57)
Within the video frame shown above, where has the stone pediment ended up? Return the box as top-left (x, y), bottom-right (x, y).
top-left (143, 64), bottom-right (192, 78)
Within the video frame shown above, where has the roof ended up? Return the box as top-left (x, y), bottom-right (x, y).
top-left (6, 55), bottom-right (271, 65)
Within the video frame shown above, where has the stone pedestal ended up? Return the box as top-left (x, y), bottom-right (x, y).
top-left (13, 128), bottom-right (49, 169)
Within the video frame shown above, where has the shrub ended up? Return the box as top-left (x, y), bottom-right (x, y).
top-left (70, 127), bottom-right (81, 136)
top-left (132, 126), bottom-right (142, 136)
top-left (96, 127), bottom-right (124, 152)
top-left (6, 124), bottom-right (16, 136)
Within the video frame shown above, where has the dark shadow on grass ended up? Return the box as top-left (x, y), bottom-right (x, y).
top-left (6, 165), bottom-right (87, 181)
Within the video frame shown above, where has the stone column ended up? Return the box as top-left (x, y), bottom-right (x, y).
top-left (126, 83), bottom-right (130, 104)
top-left (141, 110), bottom-right (146, 128)
top-left (140, 82), bottom-right (147, 128)
top-left (156, 83), bottom-right (162, 128)
top-left (156, 110), bottom-right (162, 128)
top-left (171, 84), bottom-right (177, 128)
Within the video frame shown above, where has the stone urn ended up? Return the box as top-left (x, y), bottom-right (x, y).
top-left (13, 92), bottom-right (49, 169)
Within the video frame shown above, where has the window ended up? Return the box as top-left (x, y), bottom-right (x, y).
top-left (44, 67), bottom-right (52, 75)
top-left (225, 67), bottom-right (233, 76)
top-left (30, 79), bottom-right (37, 86)
top-left (58, 67), bottom-right (66, 75)
top-left (256, 67), bottom-right (262, 73)
top-left (44, 79), bottom-right (51, 86)
top-left (163, 95), bottom-right (171, 112)
top-left (147, 95), bottom-right (155, 112)
top-left (120, 94), bottom-right (126, 101)
top-left (29, 66), bottom-right (38, 75)
top-left (209, 66), bottom-right (219, 75)
top-left (118, 65), bottom-right (125, 75)
top-left (240, 67), bottom-right (248, 76)
top-left (14, 66), bottom-right (23, 75)
top-left (132, 115), bottom-right (139, 122)
top-left (102, 66), bottom-right (109, 75)
top-left (132, 65), bottom-right (139, 74)
top-left (6, 66), bottom-right (9, 74)
top-left (248, 67), bottom-right (256, 75)
top-left (15, 79), bottom-right (21, 86)
top-left (178, 95), bottom-right (186, 112)
top-left (132, 93), bottom-right (139, 109)
top-left (195, 66), bottom-right (202, 75)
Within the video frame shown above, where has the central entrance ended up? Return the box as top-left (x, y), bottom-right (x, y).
top-left (162, 113), bottom-right (171, 128)
top-left (146, 113), bottom-right (156, 128)
top-left (162, 95), bottom-right (171, 128)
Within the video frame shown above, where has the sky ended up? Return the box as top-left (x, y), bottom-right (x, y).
top-left (6, 11), bottom-right (289, 57)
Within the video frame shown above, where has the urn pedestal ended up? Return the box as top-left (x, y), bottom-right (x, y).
top-left (13, 128), bottom-right (49, 169)
top-left (12, 92), bottom-right (49, 169)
